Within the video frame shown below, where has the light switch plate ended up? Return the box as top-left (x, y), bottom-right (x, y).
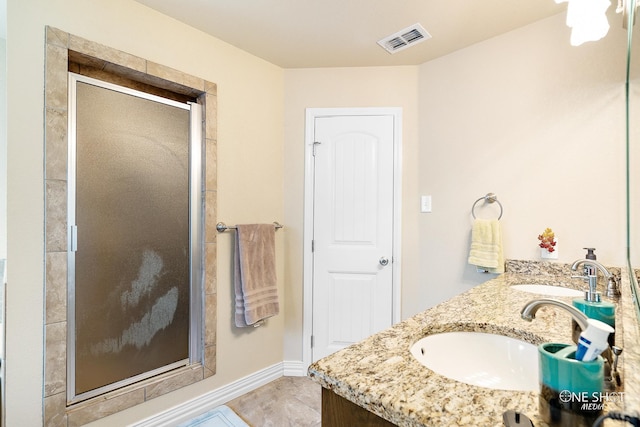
top-left (421, 195), bottom-right (432, 213)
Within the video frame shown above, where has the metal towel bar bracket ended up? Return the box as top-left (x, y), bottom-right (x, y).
top-left (471, 193), bottom-right (503, 220)
top-left (216, 221), bottom-right (284, 233)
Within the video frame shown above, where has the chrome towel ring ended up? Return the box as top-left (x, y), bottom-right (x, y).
top-left (471, 193), bottom-right (503, 220)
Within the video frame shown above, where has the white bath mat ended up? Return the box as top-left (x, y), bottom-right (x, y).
top-left (177, 405), bottom-right (249, 427)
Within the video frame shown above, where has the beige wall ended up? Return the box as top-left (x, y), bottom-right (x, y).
top-left (418, 10), bottom-right (628, 308)
top-left (6, 0), bottom-right (284, 425)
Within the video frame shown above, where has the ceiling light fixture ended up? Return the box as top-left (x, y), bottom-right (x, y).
top-left (555, 0), bottom-right (611, 45)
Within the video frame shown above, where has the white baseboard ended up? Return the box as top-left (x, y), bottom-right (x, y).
top-left (133, 360), bottom-right (308, 426)
top-left (283, 360), bottom-right (307, 377)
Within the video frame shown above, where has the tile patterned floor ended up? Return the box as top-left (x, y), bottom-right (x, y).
top-left (226, 376), bottom-right (321, 427)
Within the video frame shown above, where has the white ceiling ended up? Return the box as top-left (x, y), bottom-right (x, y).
top-left (134, 0), bottom-right (566, 68)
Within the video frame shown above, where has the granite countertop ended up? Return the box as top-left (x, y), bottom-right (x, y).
top-left (308, 261), bottom-right (640, 426)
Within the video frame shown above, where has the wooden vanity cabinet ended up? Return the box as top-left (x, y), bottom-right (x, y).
top-left (322, 388), bottom-right (397, 427)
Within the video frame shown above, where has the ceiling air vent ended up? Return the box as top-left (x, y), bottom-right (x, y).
top-left (377, 23), bottom-right (431, 54)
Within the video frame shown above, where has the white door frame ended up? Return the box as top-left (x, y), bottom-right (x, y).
top-left (302, 107), bottom-right (402, 369)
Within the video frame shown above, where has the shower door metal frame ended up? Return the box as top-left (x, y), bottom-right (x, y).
top-left (66, 73), bottom-right (204, 404)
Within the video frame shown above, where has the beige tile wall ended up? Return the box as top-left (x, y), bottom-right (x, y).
top-left (43, 26), bottom-right (217, 426)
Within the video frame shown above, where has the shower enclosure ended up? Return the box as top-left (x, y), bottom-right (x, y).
top-left (67, 73), bottom-right (203, 403)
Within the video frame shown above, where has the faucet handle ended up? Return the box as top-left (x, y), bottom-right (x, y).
top-left (606, 276), bottom-right (621, 299)
top-left (612, 346), bottom-right (623, 372)
top-left (611, 346), bottom-right (623, 388)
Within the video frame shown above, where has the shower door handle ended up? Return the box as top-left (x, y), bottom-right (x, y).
top-left (70, 225), bottom-right (78, 252)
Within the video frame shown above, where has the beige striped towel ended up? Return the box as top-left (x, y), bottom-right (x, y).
top-left (468, 218), bottom-right (505, 274)
top-left (234, 224), bottom-right (279, 327)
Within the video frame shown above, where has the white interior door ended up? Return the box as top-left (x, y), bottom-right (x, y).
top-left (311, 114), bottom-right (395, 362)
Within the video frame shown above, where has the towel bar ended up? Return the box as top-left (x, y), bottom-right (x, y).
top-left (471, 193), bottom-right (503, 220)
top-left (216, 221), bottom-right (284, 233)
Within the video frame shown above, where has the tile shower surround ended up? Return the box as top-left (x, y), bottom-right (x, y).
top-left (43, 27), bottom-right (218, 426)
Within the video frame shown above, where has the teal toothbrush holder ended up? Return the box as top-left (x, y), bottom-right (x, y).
top-left (539, 343), bottom-right (604, 427)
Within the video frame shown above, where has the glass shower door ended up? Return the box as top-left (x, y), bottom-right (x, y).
top-left (68, 74), bottom-right (202, 402)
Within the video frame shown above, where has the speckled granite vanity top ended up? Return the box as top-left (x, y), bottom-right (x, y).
top-left (308, 260), bottom-right (640, 426)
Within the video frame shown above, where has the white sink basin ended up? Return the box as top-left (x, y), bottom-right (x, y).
top-left (511, 284), bottom-right (583, 297)
top-left (410, 332), bottom-right (538, 391)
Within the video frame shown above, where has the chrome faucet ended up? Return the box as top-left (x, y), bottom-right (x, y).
top-left (520, 298), bottom-right (589, 331)
top-left (571, 258), bottom-right (612, 278)
top-left (570, 259), bottom-right (620, 299)
top-left (520, 298), bottom-right (622, 390)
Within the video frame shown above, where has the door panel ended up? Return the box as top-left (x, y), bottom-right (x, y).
top-left (312, 115), bottom-right (394, 361)
top-left (69, 75), bottom-right (194, 401)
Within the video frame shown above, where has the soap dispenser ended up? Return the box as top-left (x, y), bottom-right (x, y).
top-left (583, 247), bottom-right (597, 276)
top-left (572, 275), bottom-right (616, 346)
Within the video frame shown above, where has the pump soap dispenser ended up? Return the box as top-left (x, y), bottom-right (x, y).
top-left (572, 275), bottom-right (615, 346)
top-left (583, 248), bottom-right (597, 276)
